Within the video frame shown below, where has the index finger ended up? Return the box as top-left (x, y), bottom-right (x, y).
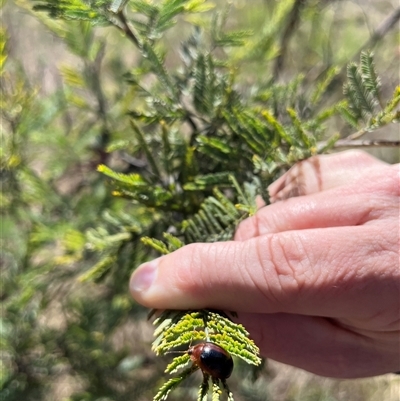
top-left (130, 223), bottom-right (399, 320)
top-left (235, 162), bottom-right (397, 241)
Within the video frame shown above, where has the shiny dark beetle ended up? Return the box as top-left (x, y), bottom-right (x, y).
top-left (188, 341), bottom-right (233, 380)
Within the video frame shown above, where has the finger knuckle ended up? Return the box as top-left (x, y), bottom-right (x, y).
top-left (260, 233), bottom-right (311, 305)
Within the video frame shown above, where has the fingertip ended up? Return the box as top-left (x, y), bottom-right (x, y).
top-left (129, 258), bottom-right (160, 302)
top-left (128, 244), bottom-right (210, 310)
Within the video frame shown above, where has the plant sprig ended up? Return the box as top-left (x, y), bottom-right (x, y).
top-left (152, 310), bottom-right (261, 401)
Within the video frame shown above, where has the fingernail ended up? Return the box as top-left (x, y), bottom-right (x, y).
top-left (130, 258), bottom-right (160, 293)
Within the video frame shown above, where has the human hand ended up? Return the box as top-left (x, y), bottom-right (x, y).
top-left (130, 150), bottom-right (400, 378)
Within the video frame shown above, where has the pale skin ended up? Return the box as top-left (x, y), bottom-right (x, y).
top-left (130, 150), bottom-right (400, 378)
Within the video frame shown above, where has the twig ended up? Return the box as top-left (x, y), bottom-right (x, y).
top-left (318, 139), bottom-right (400, 150)
top-left (315, 6), bottom-right (400, 97)
top-left (339, 6), bottom-right (400, 71)
top-left (359, 6), bottom-right (400, 53)
top-left (185, 112), bottom-right (198, 131)
top-left (116, 10), bottom-right (141, 49)
top-left (346, 126), bottom-right (370, 141)
top-left (273, 0), bottom-right (306, 79)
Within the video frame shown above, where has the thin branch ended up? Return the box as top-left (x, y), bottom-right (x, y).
top-left (130, 120), bottom-right (161, 179)
top-left (186, 113), bottom-right (199, 136)
top-left (116, 10), bottom-right (141, 49)
top-left (319, 6), bottom-right (400, 95)
top-left (318, 139), bottom-right (400, 149)
top-left (360, 6), bottom-right (400, 52)
top-left (341, 6), bottom-right (400, 70)
top-left (346, 126), bottom-right (370, 141)
top-left (273, 0), bottom-right (307, 79)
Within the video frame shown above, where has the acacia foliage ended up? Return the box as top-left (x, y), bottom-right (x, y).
top-left (1, 1), bottom-right (399, 400)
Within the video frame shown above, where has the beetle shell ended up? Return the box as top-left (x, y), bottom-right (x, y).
top-left (188, 342), bottom-right (233, 380)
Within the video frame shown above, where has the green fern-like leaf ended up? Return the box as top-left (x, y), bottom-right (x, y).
top-left (141, 237), bottom-right (170, 255)
top-left (130, 0), bottom-right (159, 17)
top-left (336, 100), bottom-right (360, 128)
top-left (157, 0), bottom-right (187, 31)
top-left (222, 109), bottom-right (271, 156)
top-left (163, 232), bottom-right (185, 252)
top-left (183, 172), bottom-right (233, 191)
top-left (198, 377), bottom-right (210, 401)
top-left (182, 187), bottom-right (249, 243)
top-left (214, 30), bottom-right (253, 47)
top-left (32, 0), bottom-right (110, 24)
top-left (310, 66), bottom-right (339, 105)
top-left (196, 135), bottom-right (232, 162)
top-left (262, 109), bottom-right (294, 146)
top-left (97, 164), bottom-right (148, 187)
top-left (0, 28), bottom-right (7, 76)
top-left (154, 366), bottom-right (199, 401)
top-left (193, 53), bottom-right (210, 114)
top-left (286, 107), bottom-right (314, 149)
top-left (78, 255), bottom-right (116, 282)
top-left (165, 354), bottom-right (191, 374)
top-left (98, 163), bottom-right (176, 206)
top-left (141, 232), bottom-right (184, 255)
top-left (383, 86), bottom-right (400, 115)
top-left (211, 380), bottom-right (221, 401)
top-left (340, 53), bottom-right (399, 138)
top-left (346, 63), bottom-right (376, 118)
top-left (129, 120), bottom-right (162, 179)
top-left (360, 51), bottom-right (381, 104)
top-left (142, 42), bottom-right (176, 97)
top-left (111, 186), bottom-right (174, 208)
top-left (152, 310), bottom-right (261, 401)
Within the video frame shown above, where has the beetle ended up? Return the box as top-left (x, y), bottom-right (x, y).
top-left (187, 341), bottom-right (233, 380)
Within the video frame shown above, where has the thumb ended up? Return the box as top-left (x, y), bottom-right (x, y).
top-left (129, 225), bottom-right (394, 319)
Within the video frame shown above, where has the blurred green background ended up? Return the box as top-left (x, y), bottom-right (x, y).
top-left (1, 1), bottom-right (399, 400)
